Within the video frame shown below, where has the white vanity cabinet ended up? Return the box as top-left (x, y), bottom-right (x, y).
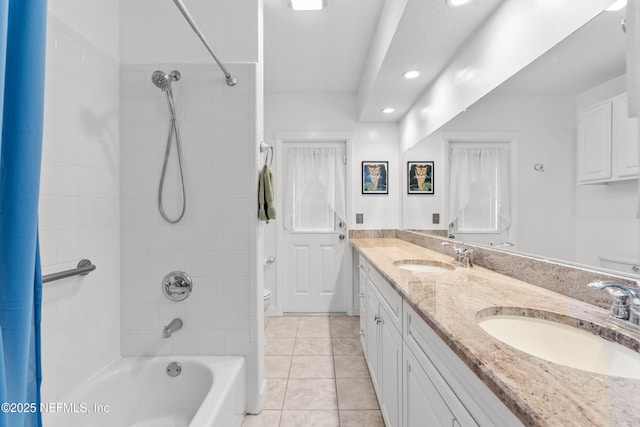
top-left (358, 255), bottom-right (368, 354)
top-left (403, 342), bottom-right (476, 427)
top-left (403, 303), bottom-right (523, 427)
top-left (365, 268), bottom-right (403, 427)
top-left (358, 262), bottom-right (522, 427)
top-left (577, 93), bottom-right (639, 183)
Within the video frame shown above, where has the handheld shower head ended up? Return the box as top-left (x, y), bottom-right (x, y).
top-left (151, 70), bottom-right (181, 92)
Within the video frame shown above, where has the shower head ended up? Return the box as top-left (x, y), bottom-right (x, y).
top-left (151, 70), bottom-right (181, 92)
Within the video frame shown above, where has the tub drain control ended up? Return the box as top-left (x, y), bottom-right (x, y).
top-left (166, 361), bottom-right (182, 377)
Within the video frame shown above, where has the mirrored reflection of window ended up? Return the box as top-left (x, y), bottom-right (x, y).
top-left (448, 142), bottom-right (510, 234)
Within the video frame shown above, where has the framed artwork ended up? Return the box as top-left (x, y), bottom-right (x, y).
top-left (362, 161), bottom-right (388, 194)
top-left (407, 161), bottom-right (434, 194)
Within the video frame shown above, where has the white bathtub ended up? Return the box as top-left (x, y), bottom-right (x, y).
top-left (44, 356), bottom-right (246, 427)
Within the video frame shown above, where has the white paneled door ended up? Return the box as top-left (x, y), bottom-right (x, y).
top-left (280, 141), bottom-right (348, 313)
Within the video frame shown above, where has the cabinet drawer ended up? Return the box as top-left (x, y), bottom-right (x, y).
top-left (368, 266), bottom-right (402, 331)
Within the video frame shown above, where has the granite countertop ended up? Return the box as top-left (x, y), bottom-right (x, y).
top-left (351, 237), bottom-right (640, 427)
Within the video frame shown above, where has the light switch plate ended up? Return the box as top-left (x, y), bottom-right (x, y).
top-left (432, 213), bottom-right (440, 224)
top-left (356, 213), bottom-right (364, 224)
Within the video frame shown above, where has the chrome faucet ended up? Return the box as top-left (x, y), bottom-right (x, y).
top-left (588, 280), bottom-right (640, 332)
top-left (440, 242), bottom-right (474, 268)
top-left (162, 318), bottom-right (183, 338)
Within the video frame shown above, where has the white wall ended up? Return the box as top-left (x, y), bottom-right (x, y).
top-left (120, 0), bottom-right (261, 64)
top-left (39, 7), bottom-right (121, 403)
top-left (399, 0), bottom-right (611, 152)
top-left (264, 94), bottom-right (400, 313)
top-left (403, 93), bottom-right (577, 262)
top-left (119, 62), bottom-right (264, 411)
top-left (48, 0), bottom-right (119, 60)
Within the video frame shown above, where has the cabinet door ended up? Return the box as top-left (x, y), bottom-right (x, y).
top-left (359, 260), bottom-right (367, 354)
top-left (365, 283), bottom-right (380, 390)
top-left (380, 307), bottom-right (402, 427)
top-left (613, 94), bottom-right (640, 178)
top-left (578, 101), bottom-right (612, 182)
top-left (403, 344), bottom-right (478, 427)
top-left (359, 301), bottom-right (367, 356)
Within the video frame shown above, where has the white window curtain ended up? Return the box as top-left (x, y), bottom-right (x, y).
top-left (448, 144), bottom-right (510, 233)
top-left (283, 147), bottom-right (346, 232)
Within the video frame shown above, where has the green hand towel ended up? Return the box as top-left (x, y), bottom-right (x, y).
top-left (264, 166), bottom-right (276, 220)
top-left (258, 165), bottom-right (268, 221)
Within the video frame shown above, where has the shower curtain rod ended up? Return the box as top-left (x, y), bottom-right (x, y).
top-left (172, 0), bottom-right (238, 86)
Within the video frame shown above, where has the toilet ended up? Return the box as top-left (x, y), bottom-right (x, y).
top-left (263, 288), bottom-right (272, 312)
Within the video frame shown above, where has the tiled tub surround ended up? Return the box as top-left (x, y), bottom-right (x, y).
top-left (351, 236), bottom-right (640, 426)
top-left (40, 13), bottom-right (121, 402)
top-left (120, 63), bottom-right (257, 356)
top-left (119, 63), bottom-right (264, 411)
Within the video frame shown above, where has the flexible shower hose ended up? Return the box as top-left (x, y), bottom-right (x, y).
top-left (158, 93), bottom-right (187, 223)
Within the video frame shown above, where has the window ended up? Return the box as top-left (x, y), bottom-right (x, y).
top-left (283, 146), bottom-right (346, 233)
top-left (448, 142), bottom-right (510, 234)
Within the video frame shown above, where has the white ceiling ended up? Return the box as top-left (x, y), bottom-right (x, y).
top-left (263, 0), bottom-right (504, 122)
top-left (263, 0), bottom-right (385, 94)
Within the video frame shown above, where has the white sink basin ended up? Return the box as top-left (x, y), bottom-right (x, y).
top-left (477, 314), bottom-right (640, 379)
top-left (393, 260), bottom-right (455, 273)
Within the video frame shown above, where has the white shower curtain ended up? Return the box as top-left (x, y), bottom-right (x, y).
top-left (448, 144), bottom-right (510, 232)
top-left (283, 147), bottom-right (346, 232)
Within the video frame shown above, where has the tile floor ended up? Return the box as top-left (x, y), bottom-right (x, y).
top-left (242, 316), bottom-right (386, 427)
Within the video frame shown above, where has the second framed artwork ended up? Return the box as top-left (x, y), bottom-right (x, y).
top-left (407, 161), bottom-right (434, 194)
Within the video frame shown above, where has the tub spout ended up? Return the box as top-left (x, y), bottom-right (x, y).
top-left (162, 318), bottom-right (183, 338)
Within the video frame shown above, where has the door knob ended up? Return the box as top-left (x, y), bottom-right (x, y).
top-left (339, 233), bottom-right (345, 240)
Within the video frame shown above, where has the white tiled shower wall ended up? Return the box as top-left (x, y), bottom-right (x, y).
top-left (119, 64), bottom-right (260, 389)
top-left (39, 14), bottom-right (121, 402)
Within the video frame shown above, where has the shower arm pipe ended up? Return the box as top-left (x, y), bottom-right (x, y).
top-left (171, 0), bottom-right (237, 86)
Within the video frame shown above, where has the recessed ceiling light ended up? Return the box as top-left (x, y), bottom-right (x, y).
top-left (402, 70), bottom-right (420, 79)
top-left (288, 0), bottom-right (327, 11)
top-left (382, 107), bottom-right (395, 114)
top-left (606, 0), bottom-right (626, 11)
top-left (447, 0), bottom-right (471, 7)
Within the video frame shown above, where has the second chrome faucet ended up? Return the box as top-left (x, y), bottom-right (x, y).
top-left (588, 280), bottom-right (640, 332)
top-left (440, 242), bottom-right (474, 268)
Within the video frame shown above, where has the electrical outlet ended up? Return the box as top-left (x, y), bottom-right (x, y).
top-left (356, 213), bottom-right (364, 224)
top-left (432, 213), bottom-right (440, 224)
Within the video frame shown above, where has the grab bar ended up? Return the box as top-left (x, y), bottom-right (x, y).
top-left (43, 259), bottom-right (96, 284)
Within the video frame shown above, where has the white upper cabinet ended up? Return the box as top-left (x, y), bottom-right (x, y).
top-left (577, 101), bottom-right (612, 182)
top-left (613, 94), bottom-right (640, 178)
top-left (577, 93), bottom-right (638, 183)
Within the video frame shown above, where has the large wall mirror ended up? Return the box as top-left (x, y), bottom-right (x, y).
top-left (402, 7), bottom-right (640, 277)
